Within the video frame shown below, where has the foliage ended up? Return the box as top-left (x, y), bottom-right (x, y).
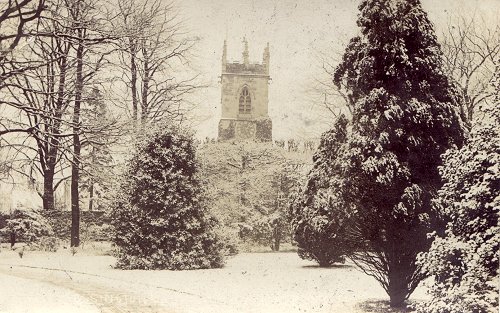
top-left (111, 125), bottom-right (225, 270)
top-left (213, 227), bottom-right (240, 256)
top-left (199, 141), bottom-right (308, 251)
top-left (249, 163), bottom-right (303, 251)
top-left (1, 205), bottom-right (53, 246)
top-left (290, 115), bottom-right (358, 266)
top-left (416, 92), bottom-right (499, 312)
top-left (331, 0), bottom-right (465, 307)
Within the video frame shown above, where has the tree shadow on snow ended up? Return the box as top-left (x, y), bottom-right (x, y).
top-left (301, 264), bottom-right (353, 269)
top-left (357, 299), bottom-right (418, 313)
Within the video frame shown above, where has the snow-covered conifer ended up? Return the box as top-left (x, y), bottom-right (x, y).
top-left (111, 125), bottom-right (225, 270)
top-left (332, 0), bottom-right (465, 307)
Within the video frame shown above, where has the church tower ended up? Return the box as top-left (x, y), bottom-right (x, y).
top-left (218, 38), bottom-right (272, 142)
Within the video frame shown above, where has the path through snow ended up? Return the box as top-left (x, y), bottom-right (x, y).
top-left (0, 271), bottom-right (99, 313)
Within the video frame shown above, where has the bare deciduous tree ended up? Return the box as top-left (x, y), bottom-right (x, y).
top-left (307, 49), bottom-right (354, 120)
top-left (0, 0), bottom-right (117, 223)
top-left (114, 0), bottom-right (201, 127)
top-left (63, 0), bottom-right (117, 247)
top-left (1, 0), bottom-right (46, 139)
top-left (0, 0), bottom-right (45, 62)
top-left (440, 14), bottom-right (499, 126)
top-left (1, 4), bottom-right (76, 210)
top-left (310, 14), bottom-right (498, 130)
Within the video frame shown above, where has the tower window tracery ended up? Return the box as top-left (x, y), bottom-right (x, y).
top-left (239, 87), bottom-right (251, 114)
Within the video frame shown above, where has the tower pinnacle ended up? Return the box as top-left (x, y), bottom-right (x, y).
top-left (222, 40), bottom-right (227, 71)
top-left (242, 37), bottom-right (249, 66)
top-left (263, 42), bottom-right (270, 74)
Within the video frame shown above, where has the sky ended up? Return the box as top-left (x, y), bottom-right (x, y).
top-left (176, 0), bottom-right (499, 140)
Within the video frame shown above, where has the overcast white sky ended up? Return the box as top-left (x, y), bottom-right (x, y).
top-left (176, 0), bottom-right (499, 140)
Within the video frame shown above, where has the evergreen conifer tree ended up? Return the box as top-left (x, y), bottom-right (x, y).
top-left (111, 126), bottom-right (225, 270)
top-left (332, 0), bottom-right (465, 306)
top-left (81, 88), bottom-right (115, 211)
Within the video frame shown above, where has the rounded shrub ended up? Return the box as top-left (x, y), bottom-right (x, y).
top-left (111, 125), bottom-right (225, 270)
top-left (1, 205), bottom-right (53, 248)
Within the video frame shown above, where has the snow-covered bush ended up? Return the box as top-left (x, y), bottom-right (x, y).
top-left (81, 222), bottom-right (113, 244)
top-left (110, 125), bottom-right (225, 270)
top-left (212, 227), bottom-right (239, 256)
top-left (290, 115), bottom-right (357, 266)
top-left (34, 236), bottom-right (60, 252)
top-left (417, 105), bottom-right (499, 313)
top-left (239, 209), bottom-right (287, 251)
top-left (1, 205), bottom-right (54, 247)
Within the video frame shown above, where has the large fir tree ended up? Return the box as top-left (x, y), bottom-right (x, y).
top-left (332, 0), bottom-right (465, 307)
top-left (111, 126), bottom-right (225, 270)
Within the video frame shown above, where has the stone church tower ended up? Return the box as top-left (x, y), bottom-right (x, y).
top-left (218, 38), bottom-right (272, 141)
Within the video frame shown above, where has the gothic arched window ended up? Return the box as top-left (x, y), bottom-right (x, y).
top-left (239, 87), bottom-right (251, 114)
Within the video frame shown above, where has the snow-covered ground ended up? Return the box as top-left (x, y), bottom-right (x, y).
top-left (0, 248), bottom-right (429, 313)
top-left (0, 272), bottom-right (99, 313)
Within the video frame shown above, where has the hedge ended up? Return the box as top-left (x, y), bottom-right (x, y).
top-left (40, 210), bottom-right (112, 241)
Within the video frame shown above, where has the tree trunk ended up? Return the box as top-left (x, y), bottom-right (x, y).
top-left (38, 45), bottom-right (69, 210)
top-left (141, 45), bottom-right (149, 123)
top-left (388, 268), bottom-right (409, 308)
top-left (42, 45), bottom-right (69, 211)
top-left (273, 226), bottom-right (281, 251)
top-left (10, 232), bottom-right (15, 248)
top-left (88, 180), bottom-right (94, 211)
top-left (71, 27), bottom-right (84, 248)
top-left (71, 159), bottom-right (80, 247)
top-left (88, 144), bottom-right (96, 211)
top-left (129, 39), bottom-right (138, 125)
top-left (42, 168), bottom-right (55, 210)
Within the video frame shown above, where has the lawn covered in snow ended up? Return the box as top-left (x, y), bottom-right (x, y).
top-left (0, 245), bottom-right (429, 313)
